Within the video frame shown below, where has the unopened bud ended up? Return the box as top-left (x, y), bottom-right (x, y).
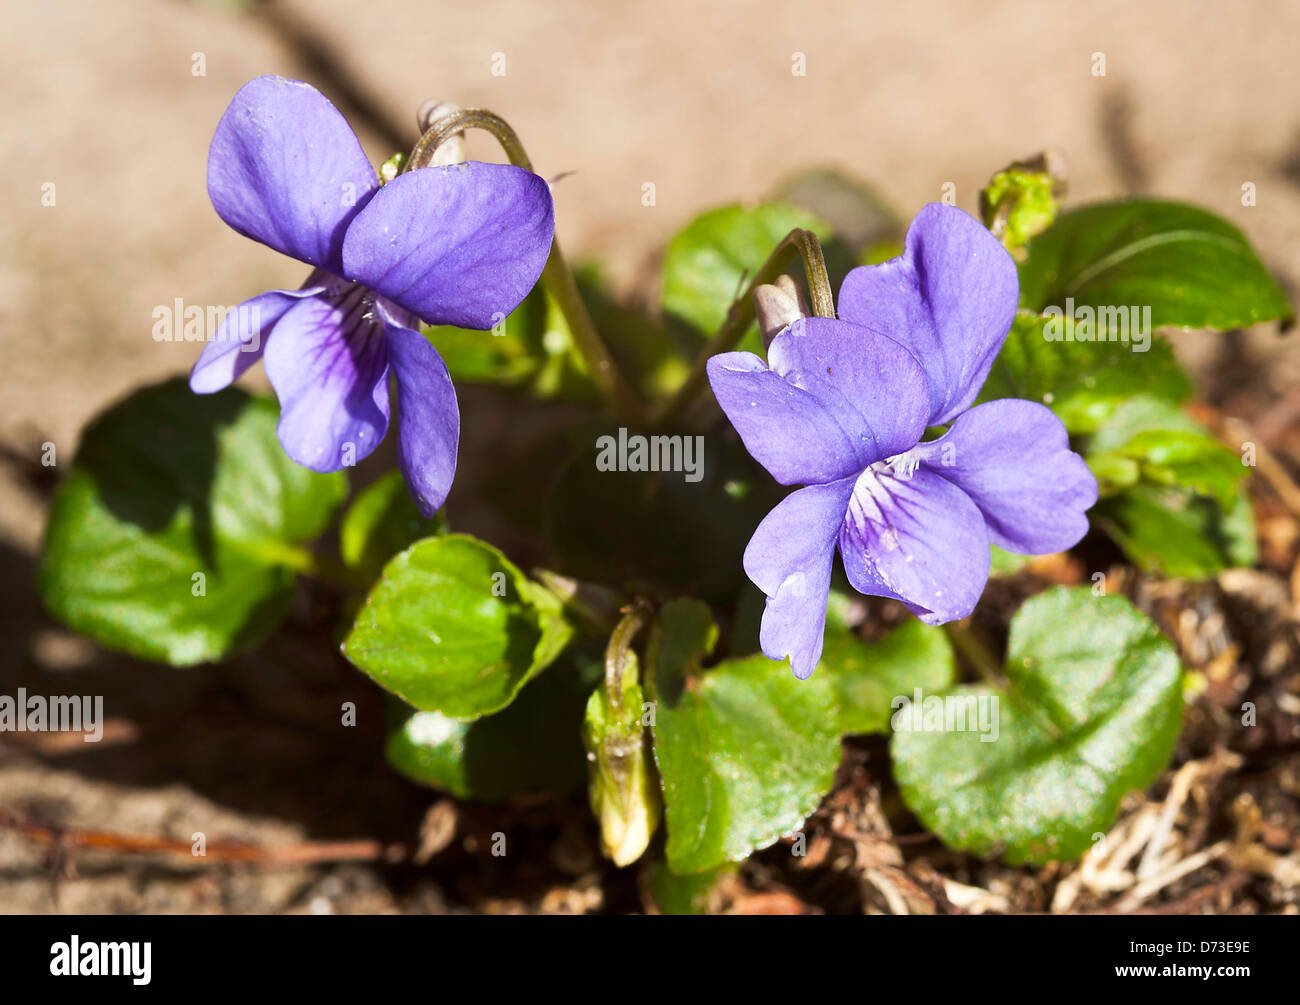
top-left (378, 152), bottom-right (407, 183)
top-left (754, 274), bottom-right (810, 348)
top-left (416, 99), bottom-right (467, 166)
top-left (980, 150), bottom-right (1067, 253)
top-left (583, 651), bottom-right (660, 867)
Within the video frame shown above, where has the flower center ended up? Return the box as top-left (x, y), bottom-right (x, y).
top-left (882, 447), bottom-right (923, 480)
top-left (844, 449), bottom-right (932, 553)
top-left (304, 268), bottom-right (417, 344)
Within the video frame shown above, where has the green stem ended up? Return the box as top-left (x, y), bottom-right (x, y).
top-left (604, 604), bottom-right (650, 713)
top-left (943, 621), bottom-right (1003, 685)
top-left (408, 109), bottom-right (645, 424)
top-left (651, 227), bottom-right (833, 428)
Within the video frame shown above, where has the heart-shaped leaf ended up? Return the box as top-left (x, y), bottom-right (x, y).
top-left (891, 586), bottom-right (1183, 863)
top-left (1018, 199), bottom-right (1293, 329)
top-left (39, 379), bottom-right (346, 665)
top-left (826, 621), bottom-right (956, 735)
top-left (344, 534), bottom-right (572, 719)
top-left (648, 599), bottom-right (841, 874)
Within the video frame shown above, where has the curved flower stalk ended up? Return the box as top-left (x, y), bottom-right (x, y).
top-left (707, 203), bottom-right (1098, 678)
top-left (191, 76), bottom-right (556, 516)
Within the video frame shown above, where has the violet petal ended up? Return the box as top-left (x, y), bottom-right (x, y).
top-left (189, 284), bottom-right (327, 394)
top-left (838, 203), bottom-right (1018, 426)
top-left (837, 466), bottom-right (990, 624)
top-left (261, 288), bottom-right (391, 473)
top-left (707, 316), bottom-right (930, 486)
top-left (207, 76), bottom-right (378, 274)
top-left (743, 477), bottom-right (856, 678)
top-left (384, 323), bottom-right (460, 517)
top-left (342, 162), bottom-right (554, 328)
top-left (919, 399), bottom-right (1099, 554)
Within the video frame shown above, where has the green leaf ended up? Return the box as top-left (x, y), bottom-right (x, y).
top-left (1102, 429), bottom-right (1242, 509)
top-left (343, 534), bottom-right (573, 719)
top-left (660, 202), bottom-right (852, 349)
top-left (426, 286), bottom-right (550, 387)
top-left (892, 586), bottom-right (1184, 864)
top-left (385, 649), bottom-right (601, 801)
top-left (578, 265), bottom-right (697, 401)
top-left (648, 599), bottom-right (842, 874)
top-left (1086, 452), bottom-right (1142, 497)
top-left (1094, 484), bottom-right (1256, 579)
top-left (1086, 393), bottom-right (1205, 451)
top-left (1018, 199), bottom-right (1293, 329)
top-left (825, 621), bottom-right (956, 735)
top-left (38, 379), bottom-right (346, 665)
top-left (339, 470), bottom-right (445, 579)
top-left (979, 311), bottom-right (1193, 434)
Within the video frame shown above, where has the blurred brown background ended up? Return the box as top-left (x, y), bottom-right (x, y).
top-left (1, 0), bottom-right (1296, 912)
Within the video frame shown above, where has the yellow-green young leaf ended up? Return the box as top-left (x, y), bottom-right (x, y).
top-left (989, 545), bottom-right (1032, 577)
top-left (1084, 396), bottom-right (1255, 577)
top-left (647, 599), bottom-right (841, 874)
top-left (1086, 396), bottom-right (1247, 510)
top-left (891, 587), bottom-right (1183, 864)
top-left (825, 621), bottom-right (955, 735)
top-left (980, 153), bottom-right (1065, 252)
top-left (344, 534), bottom-right (572, 719)
top-left (38, 379), bottom-right (346, 666)
top-left (1018, 199), bottom-right (1293, 329)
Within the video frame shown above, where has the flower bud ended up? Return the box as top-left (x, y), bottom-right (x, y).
top-left (582, 652), bottom-right (661, 867)
top-left (415, 99), bottom-right (467, 166)
top-left (979, 150), bottom-right (1067, 253)
top-left (753, 274), bottom-right (810, 348)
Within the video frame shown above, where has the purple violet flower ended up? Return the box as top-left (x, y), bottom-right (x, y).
top-left (191, 76), bottom-right (555, 516)
top-left (707, 203), bottom-right (1098, 679)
